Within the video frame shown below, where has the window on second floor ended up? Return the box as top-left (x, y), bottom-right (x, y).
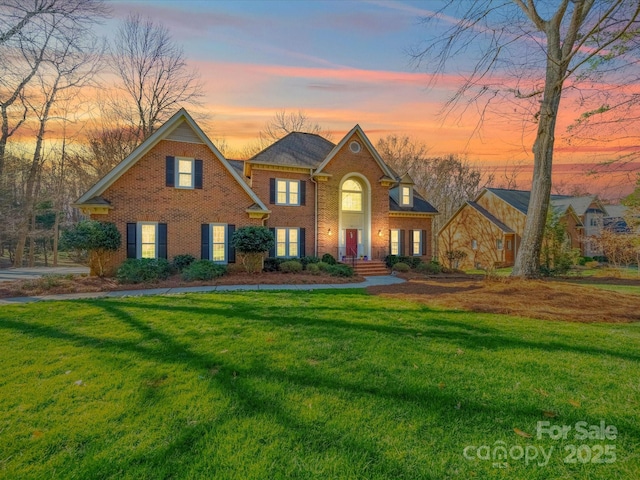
top-left (276, 179), bottom-right (300, 205)
top-left (177, 158), bottom-right (194, 188)
top-left (342, 179), bottom-right (363, 212)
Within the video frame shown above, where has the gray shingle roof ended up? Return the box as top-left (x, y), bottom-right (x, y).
top-left (227, 159), bottom-right (245, 177)
top-left (551, 195), bottom-right (600, 216)
top-left (486, 188), bottom-right (568, 214)
top-left (467, 201), bottom-right (514, 233)
top-left (389, 187), bottom-right (438, 213)
top-left (249, 132), bottom-right (336, 168)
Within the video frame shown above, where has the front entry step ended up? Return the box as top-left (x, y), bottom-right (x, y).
top-left (342, 260), bottom-right (390, 276)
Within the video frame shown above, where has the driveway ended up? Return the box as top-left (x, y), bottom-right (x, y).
top-left (0, 266), bottom-right (90, 283)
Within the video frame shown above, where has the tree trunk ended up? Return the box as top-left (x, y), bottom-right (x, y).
top-left (512, 62), bottom-right (564, 277)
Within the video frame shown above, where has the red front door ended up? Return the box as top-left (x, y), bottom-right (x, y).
top-left (346, 229), bottom-right (358, 257)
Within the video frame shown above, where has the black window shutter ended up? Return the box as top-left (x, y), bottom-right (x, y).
top-left (300, 181), bottom-right (306, 206)
top-left (201, 224), bottom-right (210, 260)
top-left (400, 230), bottom-right (405, 256)
top-left (422, 230), bottom-right (427, 256)
top-left (126, 223), bottom-right (136, 258)
top-left (227, 224), bottom-right (236, 263)
top-left (194, 160), bottom-right (203, 189)
top-left (299, 228), bottom-right (305, 258)
top-left (158, 223), bottom-right (168, 259)
top-left (409, 230), bottom-right (414, 255)
top-left (166, 156), bottom-right (175, 187)
top-left (269, 227), bottom-right (276, 257)
top-left (269, 178), bottom-right (276, 204)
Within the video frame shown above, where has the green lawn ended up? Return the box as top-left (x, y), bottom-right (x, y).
top-left (1, 290), bottom-right (639, 479)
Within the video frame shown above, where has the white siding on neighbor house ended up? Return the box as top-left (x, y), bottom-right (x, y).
top-left (166, 122), bottom-right (204, 144)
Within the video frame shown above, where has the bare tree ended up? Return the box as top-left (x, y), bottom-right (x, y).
top-left (377, 134), bottom-right (492, 258)
top-left (0, 0), bottom-right (107, 178)
top-left (109, 13), bottom-right (203, 140)
top-left (243, 110), bottom-right (330, 158)
top-left (12, 22), bottom-right (103, 266)
top-left (412, 1), bottom-right (640, 277)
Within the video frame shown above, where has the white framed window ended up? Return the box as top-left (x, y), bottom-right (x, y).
top-left (211, 224), bottom-right (227, 263)
top-left (341, 179), bottom-right (362, 212)
top-left (412, 230), bottom-right (422, 256)
top-left (390, 229), bottom-right (400, 255)
top-left (401, 186), bottom-right (412, 206)
top-left (507, 240), bottom-right (512, 250)
top-left (176, 157), bottom-right (194, 189)
top-left (471, 239), bottom-right (478, 250)
top-left (138, 222), bottom-right (158, 259)
top-left (275, 227), bottom-right (299, 258)
top-left (496, 239), bottom-right (503, 250)
top-left (276, 179), bottom-right (300, 206)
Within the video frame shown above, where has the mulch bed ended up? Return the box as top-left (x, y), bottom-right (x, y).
top-left (368, 274), bottom-right (640, 323)
top-left (0, 272), bottom-right (364, 299)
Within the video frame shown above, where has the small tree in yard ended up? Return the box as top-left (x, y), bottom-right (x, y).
top-left (62, 220), bottom-right (121, 277)
top-left (231, 226), bottom-right (274, 274)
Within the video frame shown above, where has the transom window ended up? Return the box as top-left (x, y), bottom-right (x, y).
top-left (390, 229), bottom-right (400, 256)
top-left (177, 158), bottom-right (194, 188)
top-left (276, 179), bottom-right (300, 206)
top-left (276, 228), bottom-right (299, 258)
top-left (412, 230), bottom-right (422, 256)
top-left (341, 179), bottom-right (363, 212)
top-left (401, 186), bottom-right (412, 206)
top-left (212, 224), bottom-right (226, 262)
top-left (139, 223), bottom-right (157, 259)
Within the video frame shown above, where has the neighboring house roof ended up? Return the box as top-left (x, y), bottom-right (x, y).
top-left (604, 216), bottom-right (630, 233)
top-left (466, 201), bottom-right (515, 233)
top-left (314, 124), bottom-right (397, 179)
top-left (389, 188), bottom-right (438, 214)
top-left (249, 132), bottom-right (335, 168)
top-left (74, 108), bottom-right (269, 212)
top-left (604, 204), bottom-right (627, 218)
top-left (552, 195), bottom-right (604, 216)
top-left (483, 188), bottom-right (570, 215)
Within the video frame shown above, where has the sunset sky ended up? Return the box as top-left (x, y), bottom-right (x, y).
top-left (98, 0), bottom-right (639, 199)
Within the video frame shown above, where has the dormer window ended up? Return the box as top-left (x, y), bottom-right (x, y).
top-left (400, 185), bottom-right (412, 206)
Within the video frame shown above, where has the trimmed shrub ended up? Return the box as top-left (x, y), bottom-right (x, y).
top-left (416, 260), bottom-right (442, 274)
top-left (392, 262), bottom-right (410, 273)
top-left (326, 264), bottom-right (354, 277)
top-left (263, 257), bottom-right (284, 272)
top-left (306, 264), bottom-right (320, 275)
top-left (300, 256), bottom-right (321, 269)
top-left (578, 256), bottom-right (594, 266)
top-left (172, 254), bottom-right (196, 272)
top-left (231, 226), bottom-right (275, 273)
top-left (321, 253), bottom-right (337, 265)
top-left (116, 258), bottom-right (171, 284)
top-left (316, 261), bottom-right (330, 272)
top-left (61, 220), bottom-right (121, 277)
top-left (385, 255), bottom-right (422, 269)
top-left (280, 260), bottom-right (303, 273)
top-left (182, 260), bottom-right (227, 281)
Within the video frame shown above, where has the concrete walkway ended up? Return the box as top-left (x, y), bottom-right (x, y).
top-left (0, 266), bottom-right (90, 283)
top-left (0, 275), bottom-right (405, 305)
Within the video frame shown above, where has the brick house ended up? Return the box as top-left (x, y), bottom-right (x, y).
top-left (74, 109), bottom-right (438, 271)
top-left (438, 188), bottom-right (585, 270)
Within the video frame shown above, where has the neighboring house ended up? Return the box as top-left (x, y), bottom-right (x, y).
top-left (438, 188), bottom-right (585, 270)
top-left (551, 195), bottom-right (608, 256)
top-left (603, 204), bottom-right (633, 234)
top-left (73, 109), bottom-right (438, 270)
